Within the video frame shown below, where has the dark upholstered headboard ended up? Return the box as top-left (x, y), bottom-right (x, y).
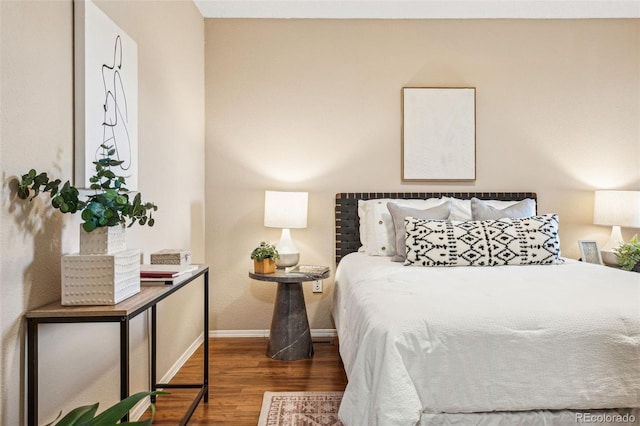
top-left (335, 192), bottom-right (537, 264)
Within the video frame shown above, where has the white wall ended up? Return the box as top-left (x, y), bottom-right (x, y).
top-left (0, 1), bottom-right (205, 424)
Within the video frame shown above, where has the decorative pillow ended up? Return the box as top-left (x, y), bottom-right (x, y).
top-left (404, 214), bottom-right (564, 267)
top-left (357, 200), bottom-right (368, 252)
top-left (387, 201), bottom-right (452, 262)
top-left (363, 198), bottom-right (447, 256)
top-left (471, 197), bottom-right (536, 220)
top-left (445, 198), bottom-right (537, 221)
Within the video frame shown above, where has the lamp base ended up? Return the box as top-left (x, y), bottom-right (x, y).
top-left (601, 226), bottom-right (623, 267)
top-left (276, 253), bottom-right (299, 268)
top-left (275, 228), bottom-right (300, 268)
top-left (601, 250), bottom-right (620, 267)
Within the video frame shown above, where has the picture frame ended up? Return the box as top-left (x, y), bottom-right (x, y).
top-left (578, 240), bottom-right (603, 265)
top-left (402, 87), bottom-right (476, 181)
top-left (74, 0), bottom-right (138, 190)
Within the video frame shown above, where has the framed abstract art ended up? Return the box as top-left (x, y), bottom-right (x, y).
top-left (402, 87), bottom-right (476, 181)
top-left (74, 0), bottom-right (138, 190)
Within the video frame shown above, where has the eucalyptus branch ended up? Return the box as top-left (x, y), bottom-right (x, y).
top-left (17, 144), bottom-right (158, 232)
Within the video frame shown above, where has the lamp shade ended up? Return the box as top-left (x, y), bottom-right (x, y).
top-left (264, 191), bottom-right (308, 229)
top-left (593, 190), bottom-right (640, 228)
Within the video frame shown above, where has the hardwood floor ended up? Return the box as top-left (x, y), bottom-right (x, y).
top-left (141, 337), bottom-right (348, 425)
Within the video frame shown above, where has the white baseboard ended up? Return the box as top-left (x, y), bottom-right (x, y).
top-left (161, 332), bottom-right (205, 382)
top-left (209, 329), bottom-right (337, 338)
top-left (129, 401), bottom-right (150, 421)
top-left (130, 332), bottom-right (205, 420)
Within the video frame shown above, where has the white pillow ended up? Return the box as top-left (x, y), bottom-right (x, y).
top-left (362, 198), bottom-right (448, 256)
top-left (357, 199), bottom-right (368, 252)
top-left (445, 197), bottom-right (537, 221)
top-left (471, 197), bottom-right (536, 220)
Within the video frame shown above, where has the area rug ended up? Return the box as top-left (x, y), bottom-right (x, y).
top-left (257, 391), bottom-right (344, 426)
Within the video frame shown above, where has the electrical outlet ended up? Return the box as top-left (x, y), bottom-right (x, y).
top-left (312, 280), bottom-right (323, 293)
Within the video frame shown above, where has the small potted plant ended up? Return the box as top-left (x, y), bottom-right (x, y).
top-left (614, 235), bottom-right (640, 272)
top-left (251, 241), bottom-right (279, 274)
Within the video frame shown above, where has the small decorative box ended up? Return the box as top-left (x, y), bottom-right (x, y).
top-left (61, 249), bottom-right (141, 306)
top-left (150, 249), bottom-right (192, 265)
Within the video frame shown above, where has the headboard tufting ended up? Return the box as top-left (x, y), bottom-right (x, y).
top-left (335, 192), bottom-right (537, 264)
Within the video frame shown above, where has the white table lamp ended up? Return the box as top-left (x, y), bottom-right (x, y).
top-left (264, 191), bottom-right (308, 268)
top-left (593, 190), bottom-right (640, 265)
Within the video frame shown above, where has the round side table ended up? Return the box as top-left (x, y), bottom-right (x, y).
top-left (249, 269), bottom-right (329, 361)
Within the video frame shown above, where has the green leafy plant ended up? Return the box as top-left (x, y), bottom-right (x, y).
top-left (46, 391), bottom-right (166, 426)
top-left (17, 144), bottom-right (157, 232)
top-left (250, 241), bottom-right (280, 262)
top-left (614, 234), bottom-right (640, 272)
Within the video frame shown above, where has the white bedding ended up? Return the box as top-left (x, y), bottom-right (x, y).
top-left (333, 253), bottom-right (640, 426)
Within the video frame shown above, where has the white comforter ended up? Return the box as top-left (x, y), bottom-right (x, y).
top-left (333, 253), bottom-right (640, 426)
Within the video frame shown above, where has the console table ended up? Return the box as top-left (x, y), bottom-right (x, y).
top-left (26, 265), bottom-right (209, 426)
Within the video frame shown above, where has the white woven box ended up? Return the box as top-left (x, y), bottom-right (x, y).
top-left (62, 249), bottom-right (141, 306)
top-left (150, 249), bottom-right (192, 265)
top-left (79, 224), bottom-right (127, 255)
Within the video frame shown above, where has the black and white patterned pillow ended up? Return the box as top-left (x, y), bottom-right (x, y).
top-left (404, 214), bottom-right (564, 267)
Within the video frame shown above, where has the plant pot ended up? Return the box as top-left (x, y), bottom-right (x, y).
top-left (254, 258), bottom-right (276, 274)
top-left (80, 224), bottom-right (126, 255)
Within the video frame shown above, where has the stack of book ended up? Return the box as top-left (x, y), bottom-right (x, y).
top-left (140, 264), bottom-right (198, 285)
top-left (286, 265), bottom-right (330, 280)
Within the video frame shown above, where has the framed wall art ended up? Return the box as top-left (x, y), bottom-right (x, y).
top-left (578, 240), bottom-right (604, 265)
top-left (74, 0), bottom-right (138, 190)
top-left (402, 87), bottom-right (476, 181)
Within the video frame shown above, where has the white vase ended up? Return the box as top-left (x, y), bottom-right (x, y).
top-left (79, 224), bottom-right (127, 255)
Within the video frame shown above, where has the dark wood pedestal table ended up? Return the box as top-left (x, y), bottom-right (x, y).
top-left (249, 269), bottom-right (330, 361)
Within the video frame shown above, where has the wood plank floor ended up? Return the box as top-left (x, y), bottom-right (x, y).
top-left (141, 337), bottom-right (348, 425)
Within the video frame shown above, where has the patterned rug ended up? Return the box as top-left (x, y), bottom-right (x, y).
top-left (257, 391), bottom-right (344, 426)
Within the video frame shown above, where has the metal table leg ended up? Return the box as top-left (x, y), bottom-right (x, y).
top-left (27, 319), bottom-right (38, 426)
top-left (120, 317), bottom-right (130, 422)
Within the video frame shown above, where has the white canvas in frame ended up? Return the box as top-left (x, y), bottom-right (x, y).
top-left (74, 0), bottom-right (138, 190)
top-left (402, 87), bottom-right (476, 181)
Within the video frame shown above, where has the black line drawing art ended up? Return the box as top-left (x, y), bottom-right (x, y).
top-left (100, 35), bottom-right (132, 172)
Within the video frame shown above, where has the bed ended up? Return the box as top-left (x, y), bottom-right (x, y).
top-left (332, 192), bottom-right (640, 426)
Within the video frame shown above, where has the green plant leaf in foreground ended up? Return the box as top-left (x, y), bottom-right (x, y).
top-left (47, 391), bottom-right (167, 426)
top-left (45, 403), bottom-right (98, 426)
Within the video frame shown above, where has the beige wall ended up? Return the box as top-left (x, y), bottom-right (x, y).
top-left (0, 1), bottom-right (204, 424)
top-left (205, 19), bottom-right (640, 331)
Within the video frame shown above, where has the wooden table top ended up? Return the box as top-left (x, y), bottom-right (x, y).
top-left (26, 265), bottom-right (208, 319)
top-left (248, 268), bottom-right (330, 283)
